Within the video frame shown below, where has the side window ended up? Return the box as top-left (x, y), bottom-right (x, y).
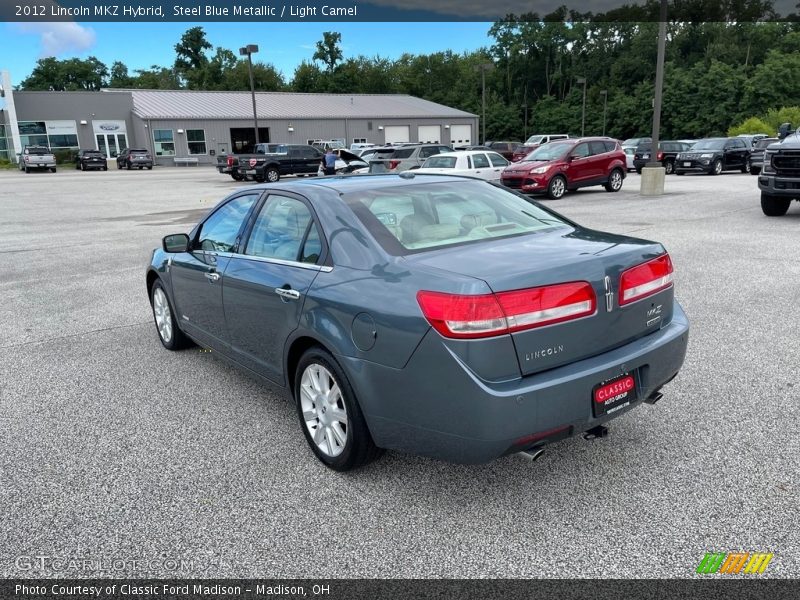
top-left (302, 147), bottom-right (321, 159)
top-left (197, 194), bottom-right (260, 252)
top-left (245, 196), bottom-right (316, 262)
top-left (589, 141), bottom-right (607, 155)
top-left (572, 143), bottom-right (591, 158)
top-left (419, 146), bottom-right (440, 159)
top-left (488, 153), bottom-right (509, 167)
top-left (301, 222), bottom-right (322, 264)
top-left (472, 153), bottom-right (490, 168)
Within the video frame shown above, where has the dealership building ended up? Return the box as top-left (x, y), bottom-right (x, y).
top-left (0, 71), bottom-right (478, 165)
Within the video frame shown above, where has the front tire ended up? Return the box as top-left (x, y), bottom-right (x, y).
top-left (51, 167), bottom-right (57, 173)
top-left (761, 193), bottom-right (791, 217)
top-left (711, 159), bottom-right (722, 175)
top-left (742, 158), bottom-right (751, 174)
top-left (546, 175), bottom-right (567, 199)
top-left (750, 166), bottom-right (760, 175)
top-left (664, 160), bottom-right (674, 175)
top-left (295, 346), bottom-right (383, 471)
top-left (150, 280), bottom-right (191, 350)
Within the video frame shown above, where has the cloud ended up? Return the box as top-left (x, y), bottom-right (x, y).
top-left (17, 22), bottom-right (96, 58)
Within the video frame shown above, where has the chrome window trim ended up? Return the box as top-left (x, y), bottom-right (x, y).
top-left (208, 250), bottom-right (333, 272)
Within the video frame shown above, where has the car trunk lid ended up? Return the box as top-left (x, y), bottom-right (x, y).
top-left (407, 227), bottom-right (675, 376)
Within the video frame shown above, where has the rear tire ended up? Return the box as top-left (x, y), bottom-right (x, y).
top-left (742, 158), bottom-right (751, 174)
top-left (750, 167), bottom-right (760, 175)
top-left (604, 168), bottom-right (624, 192)
top-left (635, 168), bottom-right (643, 175)
top-left (546, 175), bottom-right (567, 199)
top-left (103, 166), bottom-right (108, 171)
top-left (231, 172), bottom-right (244, 181)
top-left (294, 346), bottom-right (383, 471)
top-left (147, 166), bottom-right (153, 170)
top-left (150, 280), bottom-right (191, 350)
top-left (664, 160), bottom-right (674, 175)
top-left (117, 162), bottom-right (122, 170)
top-left (51, 168), bottom-right (57, 173)
top-left (265, 167), bottom-right (280, 183)
top-left (127, 163), bottom-right (132, 170)
top-left (761, 193), bottom-right (791, 217)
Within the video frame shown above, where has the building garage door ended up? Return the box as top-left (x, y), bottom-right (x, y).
top-left (418, 125), bottom-right (441, 144)
top-left (384, 126), bottom-right (410, 144)
top-left (449, 125), bottom-right (472, 146)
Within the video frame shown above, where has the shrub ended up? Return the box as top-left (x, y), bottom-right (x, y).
top-left (53, 149), bottom-right (78, 165)
top-left (728, 107), bottom-right (800, 137)
top-left (728, 117), bottom-right (772, 137)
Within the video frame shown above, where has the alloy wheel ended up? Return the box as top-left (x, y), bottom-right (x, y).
top-left (549, 177), bottom-right (566, 199)
top-left (152, 287), bottom-right (173, 344)
top-left (610, 170), bottom-right (623, 190)
top-left (299, 363), bottom-right (349, 458)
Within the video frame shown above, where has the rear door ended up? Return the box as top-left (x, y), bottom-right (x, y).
top-left (470, 152), bottom-right (492, 180)
top-left (487, 152), bottom-right (509, 180)
top-left (169, 192), bottom-right (262, 349)
top-left (222, 194), bottom-right (325, 382)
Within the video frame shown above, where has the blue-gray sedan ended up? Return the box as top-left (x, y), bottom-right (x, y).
top-left (146, 174), bottom-right (689, 470)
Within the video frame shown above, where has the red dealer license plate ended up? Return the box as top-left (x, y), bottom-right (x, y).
top-left (592, 373), bottom-right (637, 417)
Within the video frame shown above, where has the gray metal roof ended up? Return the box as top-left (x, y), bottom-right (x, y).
top-left (106, 89), bottom-right (476, 120)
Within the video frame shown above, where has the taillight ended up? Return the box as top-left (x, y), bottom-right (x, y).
top-left (389, 160), bottom-right (400, 170)
top-left (227, 156), bottom-right (235, 167)
top-left (657, 151), bottom-right (664, 161)
top-left (416, 281), bottom-right (596, 339)
top-left (619, 254), bottom-right (674, 306)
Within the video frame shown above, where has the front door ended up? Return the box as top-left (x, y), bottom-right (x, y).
top-left (222, 194), bottom-right (324, 382)
top-left (169, 193), bottom-right (261, 349)
top-left (96, 133), bottom-right (128, 159)
top-left (566, 142), bottom-right (593, 185)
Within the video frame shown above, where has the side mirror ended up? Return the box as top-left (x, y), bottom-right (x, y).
top-left (778, 123), bottom-right (792, 140)
top-left (162, 233), bottom-right (190, 253)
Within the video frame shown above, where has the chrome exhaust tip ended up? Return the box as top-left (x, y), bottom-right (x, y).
top-left (518, 448), bottom-right (545, 462)
top-left (644, 391), bottom-right (664, 405)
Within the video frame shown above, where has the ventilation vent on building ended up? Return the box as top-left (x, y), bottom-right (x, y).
top-left (367, 121), bottom-right (373, 131)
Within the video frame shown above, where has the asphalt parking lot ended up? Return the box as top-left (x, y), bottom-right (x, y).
top-left (2, 166), bottom-right (798, 578)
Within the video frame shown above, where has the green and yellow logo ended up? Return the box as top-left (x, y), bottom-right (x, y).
top-left (696, 552), bottom-right (773, 574)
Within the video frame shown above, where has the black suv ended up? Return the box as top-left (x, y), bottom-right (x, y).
top-left (674, 138), bottom-right (751, 175)
top-left (74, 149), bottom-right (107, 171)
top-left (633, 141), bottom-right (692, 174)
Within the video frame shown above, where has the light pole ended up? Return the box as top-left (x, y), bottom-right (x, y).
top-left (239, 44), bottom-right (260, 146)
top-left (475, 63), bottom-right (494, 144)
top-left (576, 77), bottom-right (587, 137)
top-left (600, 90), bottom-right (608, 136)
top-left (523, 103), bottom-right (528, 140)
top-left (641, 0), bottom-right (668, 196)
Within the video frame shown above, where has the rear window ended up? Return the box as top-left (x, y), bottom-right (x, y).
top-left (130, 149), bottom-right (149, 155)
top-left (27, 147), bottom-right (50, 155)
top-left (343, 181), bottom-right (567, 255)
top-left (424, 156), bottom-right (457, 168)
top-left (390, 148), bottom-right (414, 159)
top-left (755, 138), bottom-right (777, 149)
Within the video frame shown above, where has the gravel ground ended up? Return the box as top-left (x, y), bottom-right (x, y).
top-left (1, 167), bottom-right (797, 579)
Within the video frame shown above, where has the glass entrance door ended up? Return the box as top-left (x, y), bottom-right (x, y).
top-left (96, 133), bottom-right (128, 158)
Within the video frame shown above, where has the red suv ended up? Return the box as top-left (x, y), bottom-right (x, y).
top-left (501, 137), bottom-right (627, 199)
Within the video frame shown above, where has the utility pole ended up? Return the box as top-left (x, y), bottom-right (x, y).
top-left (475, 63), bottom-right (494, 144)
top-left (576, 77), bottom-right (587, 137)
top-left (239, 44), bottom-right (260, 146)
top-left (641, 0), bottom-right (669, 196)
top-left (600, 90), bottom-right (608, 136)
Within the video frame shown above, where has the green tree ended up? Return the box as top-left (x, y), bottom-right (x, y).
top-left (174, 26), bottom-right (213, 88)
top-left (109, 61), bottom-right (134, 88)
top-left (728, 116), bottom-right (773, 136)
top-left (19, 57), bottom-right (108, 91)
top-left (313, 31), bottom-right (343, 73)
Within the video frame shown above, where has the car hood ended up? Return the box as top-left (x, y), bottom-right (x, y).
top-left (503, 160), bottom-right (551, 173)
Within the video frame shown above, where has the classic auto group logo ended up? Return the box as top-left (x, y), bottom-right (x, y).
top-left (696, 552), bottom-right (774, 574)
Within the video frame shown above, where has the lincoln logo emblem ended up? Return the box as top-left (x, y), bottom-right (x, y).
top-left (604, 275), bottom-right (614, 312)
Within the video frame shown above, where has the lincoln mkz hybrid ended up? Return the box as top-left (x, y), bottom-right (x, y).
top-left (146, 174), bottom-right (689, 471)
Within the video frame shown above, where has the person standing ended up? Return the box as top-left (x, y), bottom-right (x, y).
top-left (323, 148), bottom-right (337, 176)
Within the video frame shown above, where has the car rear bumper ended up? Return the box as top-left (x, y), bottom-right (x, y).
top-left (26, 163), bottom-right (56, 169)
top-left (343, 300), bottom-right (690, 464)
top-left (758, 174), bottom-right (800, 197)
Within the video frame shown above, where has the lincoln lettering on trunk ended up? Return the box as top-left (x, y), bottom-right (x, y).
top-left (525, 345), bottom-right (565, 361)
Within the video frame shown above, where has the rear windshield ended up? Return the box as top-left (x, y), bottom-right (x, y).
top-left (130, 149), bottom-right (149, 154)
top-left (755, 138), bottom-right (778, 149)
top-left (423, 156), bottom-right (457, 168)
top-left (524, 142), bottom-right (572, 161)
top-left (343, 180), bottom-right (567, 255)
top-left (692, 139), bottom-right (726, 151)
top-left (391, 148), bottom-right (415, 159)
top-left (525, 136), bottom-right (544, 145)
top-left (27, 147), bottom-right (50, 154)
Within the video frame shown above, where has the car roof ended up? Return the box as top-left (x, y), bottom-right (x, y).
top-left (247, 173), bottom-right (477, 194)
top-left (432, 150), bottom-right (494, 157)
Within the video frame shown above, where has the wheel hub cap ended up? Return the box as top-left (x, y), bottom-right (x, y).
top-left (153, 288), bottom-right (172, 343)
top-left (300, 364), bottom-right (348, 457)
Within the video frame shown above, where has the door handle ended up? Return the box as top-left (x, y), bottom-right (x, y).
top-left (275, 288), bottom-right (301, 300)
top-left (205, 272), bottom-right (220, 283)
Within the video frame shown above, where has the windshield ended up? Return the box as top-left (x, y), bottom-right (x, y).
top-left (423, 156), bottom-right (457, 168)
top-left (524, 142), bottom-right (572, 162)
top-left (755, 138), bottom-right (778, 150)
top-left (525, 136), bottom-right (544, 145)
top-left (691, 139), bottom-right (726, 151)
top-left (344, 180), bottom-right (567, 255)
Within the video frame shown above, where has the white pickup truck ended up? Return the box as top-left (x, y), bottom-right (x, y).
top-left (19, 145), bottom-right (57, 173)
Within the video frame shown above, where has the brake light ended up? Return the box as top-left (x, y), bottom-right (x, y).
top-left (657, 151), bottom-right (664, 161)
top-left (619, 254), bottom-right (674, 306)
top-left (388, 160), bottom-right (400, 170)
top-left (416, 281), bottom-right (596, 339)
top-left (227, 156), bottom-right (235, 167)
